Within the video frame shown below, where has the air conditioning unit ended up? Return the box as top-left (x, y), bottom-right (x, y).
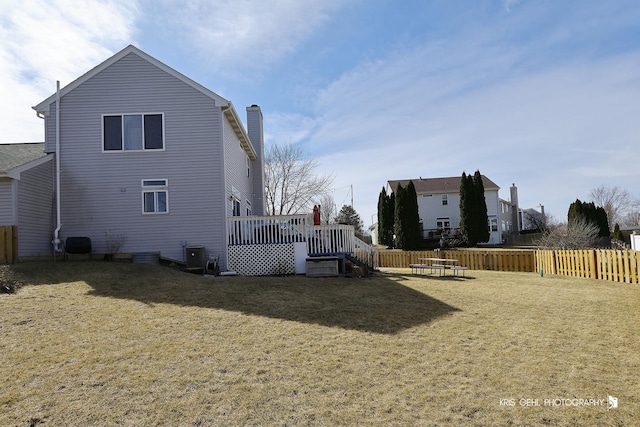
top-left (185, 245), bottom-right (206, 271)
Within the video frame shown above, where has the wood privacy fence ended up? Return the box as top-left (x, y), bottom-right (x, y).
top-left (378, 249), bottom-right (536, 272)
top-left (1, 226), bottom-right (17, 264)
top-left (537, 249), bottom-right (639, 284)
top-left (378, 248), bottom-right (640, 284)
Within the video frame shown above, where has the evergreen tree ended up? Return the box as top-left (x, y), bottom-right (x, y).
top-left (388, 191), bottom-right (395, 247)
top-left (612, 223), bottom-right (623, 241)
top-left (568, 199), bottom-right (610, 237)
top-left (394, 184), bottom-right (407, 249)
top-left (377, 188), bottom-right (386, 244)
top-left (377, 187), bottom-right (394, 247)
top-left (335, 205), bottom-right (364, 235)
top-left (459, 172), bottom-right (474, 245)
top-left (595, 206), bottom-right (610, 237)
top-left (459, 171), bottom-right (490, 246)
top-left (473, 170), bottom-right (490, 244)
top-left (404, 180), bottom-right (421, 250)
top-left (568, 199), bottom-right (585, 227)
top-left (459, 172), bottom-right (468, 244)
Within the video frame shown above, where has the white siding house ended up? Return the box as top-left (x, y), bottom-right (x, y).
top-left (387, 175), bottom-right (503, 245)
top-left (31, 45), bottom-right (265, 270)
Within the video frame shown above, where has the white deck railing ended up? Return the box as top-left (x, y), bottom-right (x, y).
top-left (227, 215), bottom-right (307, 246)
top-left (306, 224), bottom-right (354, 255)
top-left (353, 235), bottom-right (379, 269)
top-left (227, 215), bottom-right (377, 268)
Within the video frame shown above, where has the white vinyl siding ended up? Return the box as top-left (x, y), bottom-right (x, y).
top-left (0, 179), bottom-right (13, 224)
top-left (16, 160), bottom-right (55, 257)
top-left (43, 52), bottom-right (228, 263)
top-left (223, 115), bottom-right (253, 218)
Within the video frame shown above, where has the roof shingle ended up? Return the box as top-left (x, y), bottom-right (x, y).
top-left (0, 143), bottom-right (47, 173)
top-left (388, 175), bottom-right (499, 194)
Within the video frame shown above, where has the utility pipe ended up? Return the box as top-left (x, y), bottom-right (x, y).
top-left (53, 80), bottom-right (62, 253)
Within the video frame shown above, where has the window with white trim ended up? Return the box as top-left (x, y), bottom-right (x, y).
top-left (436, 219), bottom-right (450, 231)
top-left (104, 113), bottom-right (164, 151)
top-left (442, 194), bottom-right (448, 205)
top-left (246, 200), bottom-right (252, 216)
top-left (488, 217), bottom-right (498, 232)
top-left (142, 179), bottom-right (168, 214)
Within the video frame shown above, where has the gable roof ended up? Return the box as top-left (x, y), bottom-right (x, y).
top-left (388, 175), bottom-right (500, 194)
top-left (0, 143), bottom-right (52, 179)
top-left (32, 45), bottom-right (256, 159)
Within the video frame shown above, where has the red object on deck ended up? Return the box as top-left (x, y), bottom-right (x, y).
top-left (313, 205), bottom-right (321, 225)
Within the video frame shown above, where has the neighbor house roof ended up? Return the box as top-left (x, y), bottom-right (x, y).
top-left (0, 143), bottom-right (51, 179)
top-left (32, 45), bottom-right (257, 159)
top-left (388, 175), bottom-right (500, 194)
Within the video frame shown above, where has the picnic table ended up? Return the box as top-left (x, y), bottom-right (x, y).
top-left (410, 257), bottom-right (468, 277)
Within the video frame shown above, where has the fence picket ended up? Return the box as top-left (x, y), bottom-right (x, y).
top-left (377, 248), bottom-right (639, 284)
top-left (0, 226), bottom-right (17, 264)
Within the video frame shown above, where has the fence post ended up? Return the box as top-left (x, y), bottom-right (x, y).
top-left (592, 250), bottom-right (601, 280)
top-left (11, 226), bottom-right (17, 263)
top-left (0, 226), bottom-right (16, 264)
top-left (0, 226), bottom-right (5, 264)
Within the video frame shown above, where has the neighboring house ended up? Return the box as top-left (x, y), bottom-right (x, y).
top-left (499, 199), bottom-right (515, 235)
top-left (369, 223), bottom-right (379, 246)
top-left (387, 175), bottom-right (503, 245)
top-left (31, 45), bottom-right (265, 270)
top-left (521, 207), bottom-right (545, 231)
top-left (0, 143), bottom-right (54, 259)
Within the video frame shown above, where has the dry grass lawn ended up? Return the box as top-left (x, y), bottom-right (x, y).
top-left (2, 261), bottom-right (638, 426)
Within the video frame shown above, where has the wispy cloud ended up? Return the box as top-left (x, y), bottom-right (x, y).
top-left (147, 0), bottom-right (349, 80)
top-left (503, 0), bottom-right (521, 13)
top-left (300, 18), bottom-right (640, 223)
top-left (0, 0), bottom-right (138, 142)
top-left (264, 112), bottom-right (318, 148)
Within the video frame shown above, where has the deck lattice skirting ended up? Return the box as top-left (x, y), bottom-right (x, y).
top-left (228, 243), bottom-right (295, 276)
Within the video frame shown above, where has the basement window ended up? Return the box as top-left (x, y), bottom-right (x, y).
top-left (142, 179), bottom-right (168, 214)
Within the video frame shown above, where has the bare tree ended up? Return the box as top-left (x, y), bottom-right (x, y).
top-left (522, 209), bottom-right (554, 232)
top-left (264, 142), bottom-right (334, 216)
top-left (589, 186), bottom-right (638, 229)
top-left (535, 217), bottom-right (600, 250)
top-left (314, 193), bottom-right (337, 224)
top-left (621, 210), bottom-right (640, 227)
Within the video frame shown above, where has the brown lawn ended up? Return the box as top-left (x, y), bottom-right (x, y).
top-left (1, 261), bottom-right (638, 426)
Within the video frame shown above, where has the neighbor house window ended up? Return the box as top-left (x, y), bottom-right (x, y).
top-left (104, 113), bottom-right (164, 151)
top-left (442, 194), bottom-right (448, 205)
top-left (246, 200), bottom-right (252, 216)
top-left (142, 179), bottom-right (168, 214)
top-left (436, 219), bottom-right (450, 231)
top-left (488, 217), bottom-right (498, 232)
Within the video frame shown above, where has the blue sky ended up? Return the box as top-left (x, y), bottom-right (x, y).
top-left (2, 0), bottom-right (639, 228)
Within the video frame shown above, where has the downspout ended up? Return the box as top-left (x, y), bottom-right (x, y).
top-left (53, 81), bottom-right (62, 253)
